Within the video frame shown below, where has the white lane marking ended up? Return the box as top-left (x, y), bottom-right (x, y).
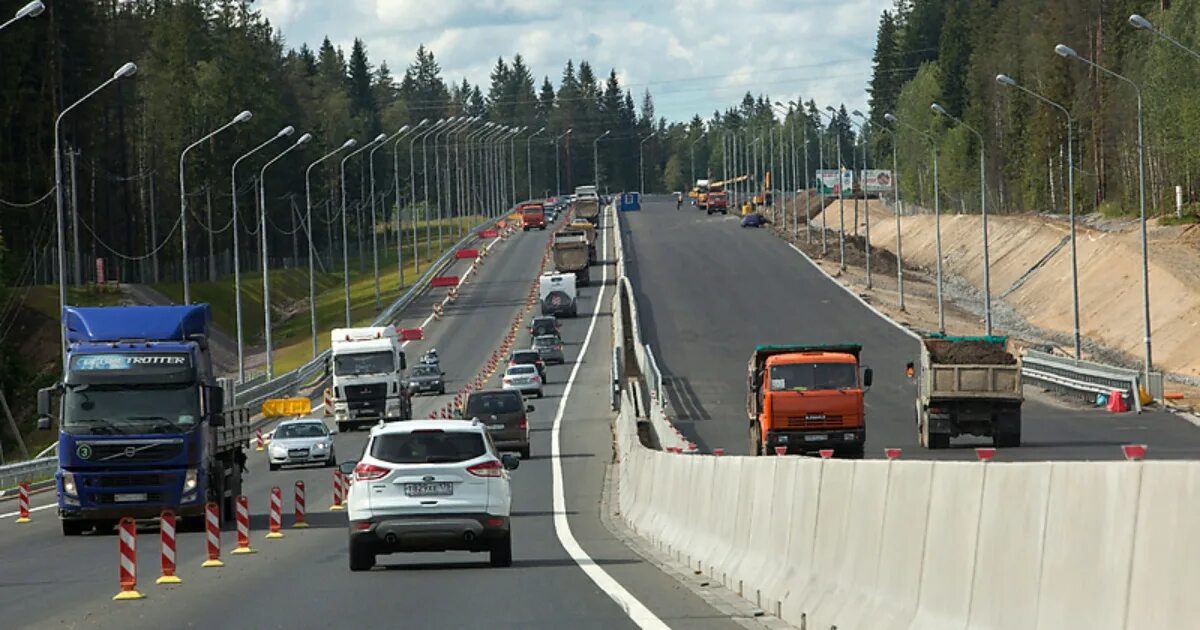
top-left (550, 209), bottom-right (669, 629)
top-left (0, 503), bottom-right (56, 519)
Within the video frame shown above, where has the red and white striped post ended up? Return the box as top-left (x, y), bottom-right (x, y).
top-left (330, 471), bottom-right (345, 512)
top-left (14, 482), bottom-right (31, 523)
top-left (293, 481), bottom-right (309, 529)
top-left (266, 486), bottom-right (284, 539)
top-left (255, 429), bottom-right (265, 452)
top-left (231, 496), bottom-right (254, 555)
top-left (201, 501), bottom-right (224, 568)
top-left (156, 510), bottom-right (182, 585)
top-left (113, 517), bottom-right (145, 600)
top-left (774, 446), bottom-right (788, 456)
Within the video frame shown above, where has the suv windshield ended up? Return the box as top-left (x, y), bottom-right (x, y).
top-left (276, 423), bottom-right (327, 439)
top-left (511, 352), bottom-right (539, 364)
top-left (533, 335), bottom-right (559, 348)
top-left (410, 365), bottom-right (439, 377)
top-left (63, 384), bottom-right (200, 435)
top-left (371, 431), bottom-right (487, 464)
top-left (334, 351), bottom-right (394, 376)
top-left (466, 393), bottom-right (523, 415)
top-left (769, 363), bottom-right (858, 391)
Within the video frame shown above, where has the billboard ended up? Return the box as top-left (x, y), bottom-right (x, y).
top-left (860, 170), bottom-right (894, 193)
top-left (815, 169), bottom-right (854, 195)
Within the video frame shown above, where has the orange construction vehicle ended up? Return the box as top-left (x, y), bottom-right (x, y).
top-left (746, 344), bottom-right (873, 458)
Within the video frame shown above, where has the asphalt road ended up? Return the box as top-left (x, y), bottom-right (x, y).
top-left (621, 195), bottom-right (1200, 461)
top-left (0, 209), bottom-right (737, 629)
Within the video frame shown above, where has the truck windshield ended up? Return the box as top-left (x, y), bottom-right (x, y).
top-left (334, 351), bottom-right (394, 376)
top-left (63, 384), bottom-right (200, 435)
top-left (770, 363), bottom-right (858, 391)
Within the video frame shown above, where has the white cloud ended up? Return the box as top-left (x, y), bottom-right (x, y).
top-left (264, 0), bottom-right (892, 121)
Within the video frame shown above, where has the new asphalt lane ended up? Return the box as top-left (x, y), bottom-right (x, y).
top-left (0, 209), bottom-right (739, 629)
top-left (621, 195), bottom-right (1200, 461)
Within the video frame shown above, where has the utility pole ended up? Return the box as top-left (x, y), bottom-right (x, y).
top-left (149, 172), bottom-right (159, 283)
top-left (206, 185), bottom-right (217, 282)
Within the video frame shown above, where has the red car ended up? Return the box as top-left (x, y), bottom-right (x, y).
top-left (520, 204), bottom-right (546, 231)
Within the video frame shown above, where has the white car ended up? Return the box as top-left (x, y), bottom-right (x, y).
top-left (502, 364), bottom-right (543, 398)
top-left (268, 418), bottom-right (337, 471)
top-left (342, 420), bottom-right (520, 571)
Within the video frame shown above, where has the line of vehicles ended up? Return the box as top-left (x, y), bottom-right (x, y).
top-left (745, 334), bottom-right (1024, 457)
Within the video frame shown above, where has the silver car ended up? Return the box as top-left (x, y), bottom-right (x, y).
top-left (532, 334), bottom-right (564, 365)
top-left (268, 418), bottom-right (337, 471)
top-left (502, 364), bottom-right (543, 398)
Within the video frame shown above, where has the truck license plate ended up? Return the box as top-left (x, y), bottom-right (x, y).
top-left (114, 493), bottom-right (148, 503)
top-left (488, 424), bottom-right (505, 430)
top-left (804, 434), bottom-right (828, 442)
top-left (404, 482), bottom-right (453, 497)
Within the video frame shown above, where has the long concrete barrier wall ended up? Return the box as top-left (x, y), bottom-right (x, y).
top-left (608, 198), bottom-right (1200, 629)
top-left (613, 404), bottom-right (1200, 629)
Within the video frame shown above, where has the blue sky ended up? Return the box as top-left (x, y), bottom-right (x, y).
top-left (259, 0), bottom-right (893, 122)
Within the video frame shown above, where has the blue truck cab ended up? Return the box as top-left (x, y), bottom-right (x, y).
top-left (37, 305), bottom-right (250, 536)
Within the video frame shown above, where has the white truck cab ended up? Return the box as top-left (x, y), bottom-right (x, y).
top-left (574, 185), bottom-right (598, 201)
top-left (330, 327), bottom-right (411, 431)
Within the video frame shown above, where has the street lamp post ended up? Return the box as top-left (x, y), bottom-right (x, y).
top-left (639, 133), bottom-right (655, 194)
top-left (369, 126), bottom-right (409, 312)
top-left (452, 119), bottom-right (478, 236)
top-left (1130, 14), bottom-right (1200, 61)
top-left (823, 106), bottom-right (846, 270)
top-left (527, 127), bottom-right (546, 200)
top-left (340, 136), bottom-right (382, 327)
top-left (1056, 43), bottom-right (1151, 377)
top-left (179, 110), bottom-right (252, 304)
top-left (392, 120), bottom-right (427, 290)
top-left (689, 130), bottom-right (707, 190)
top-left (932, 102), bottom-right (991, 336)
top-left (432, 119), bottom-right (462, 255)
top-left (410, 119), bottom-right (447, 275)
top-left (231, 125), bottom-right (295, 380)
top-left (509, 126), bottom-right (523, 205)
top-left (54, 62), bottom-right (138, 359)
top-left (857, 111), bottom-right (906, 311)
top-left (996, 74), bottom-right (1079, 357)
top-left (305, 138), bottom-right (356, 358)
top-left (259, 133), bottom-right (312, 378)
top-left (594, 130), bottom-right (611, 190)
top-left (0, 1), bottom-right (44, 32)
top-left (466, 125), bottom-right (491, 220)
top-left (554, 129), bottom-right (572, 195)
top-left (887, 112), bottom-right (943, 331)
top-left (851, 112), bottom-right (872, 289)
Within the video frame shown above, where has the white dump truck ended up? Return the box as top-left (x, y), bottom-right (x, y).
top-left (330, 327), bottom-right (412, 431)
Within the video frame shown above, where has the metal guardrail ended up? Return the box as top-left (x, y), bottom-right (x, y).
top-left (644, 345), bottom-right (665, 409)
top-left (1021, 349), bottom-right (1163, 413)
top-left (0, 217), bottom-right (503, 487)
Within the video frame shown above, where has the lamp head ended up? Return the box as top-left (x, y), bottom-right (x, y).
top-left (373, 133), bottom-right (387, 143)
top-left (296, 133), bottom-right (313, 145)
top-left (1055, 44), bottom-right (1078, 59)
top-left (277, 126), bottom-right (296, 138)
top-left (233, 110), bottom-right (253, 124)
top-left (342, 139), bottom-right (357, 149)
top-left (114, 62), bottom-right (138, 79)
top-left (884, 113), bottom-right (897, 123)
top-left (17, 1), bottom-right (45, 19)
top-left (396, 124), bottom-right (409, 133)
top-left (996, 74), bottom-right (1017, 87)
top-left (825, 105), bottom-right (835, 113)
top-left (417, 118), bottom-right (429, 126)
top-left (852, 110), bottom-right (865, 118)
top-left (1129, 14), bottom-right (1153, 30)
top-left (930, 103), bottom-right (948, 116)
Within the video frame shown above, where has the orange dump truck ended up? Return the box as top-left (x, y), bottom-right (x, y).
top-left (747, 344), bottom-right (873, 458)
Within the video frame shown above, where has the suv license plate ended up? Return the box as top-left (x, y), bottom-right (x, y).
top-left (114, 493), bottom-right (148, 503)
top-left (487, 423), bottom-right (506, 430)
top-left (404, 482), bottom-right (454, 497)
top-left (804, 434), bottom-right (828, 442)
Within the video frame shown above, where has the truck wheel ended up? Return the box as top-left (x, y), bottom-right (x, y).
top-left (749, 424), bottom-right (762, 456)
top-left (349, 537), bottom-right (375, 572)
top-left (995, 430), bottom-right (1021, 448)
top-left (337, 421), bottom-right (347, 433)
top-left (841, 445), bottom-right (865, 459)
top-left (927, 433), bottom-right (950, 450)
top-left (916, 405), bottom-right (927, 448)
top-left (61, 520), bottom-right (88, 536)
top-left (269, 463), bottom-right (280, 472)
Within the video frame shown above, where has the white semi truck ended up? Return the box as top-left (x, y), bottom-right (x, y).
top-left (330, 327), bottom-right (412, 431)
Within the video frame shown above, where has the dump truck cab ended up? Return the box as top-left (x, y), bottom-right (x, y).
top-left (747, 344), bottom-right (872, 458)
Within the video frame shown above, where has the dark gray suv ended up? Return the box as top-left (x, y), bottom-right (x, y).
top-left (460, 390), bottom-right (534, 459)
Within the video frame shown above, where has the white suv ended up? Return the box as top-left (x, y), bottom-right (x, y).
top-left (341, 420), bottom-right (519, 571)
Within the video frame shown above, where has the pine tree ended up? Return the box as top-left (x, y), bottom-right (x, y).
top-left (868, 10), bottom-right (902, 128)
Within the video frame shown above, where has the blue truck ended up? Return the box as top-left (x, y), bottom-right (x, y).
top-left (37, 305), bottom-right (251, 536)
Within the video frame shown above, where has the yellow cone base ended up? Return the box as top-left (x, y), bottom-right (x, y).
top-left (255, 447), bottom-right (264, 452)
top-left (265, 531), bottom-right (284, 539)
top-left (329, 505), bottom-right (344, 512)
top-left (200, 559), bottom-right (224, 568)
top-left (231, 546), bottom-right (255, 555)
top-left (112, 590), bottom-right (145, 601)
top-left (292, 522), bottom-right (310, 529)
top-left (14, 517), bottom-right (31, 524)
top-left (155, 575), bottom-right (182, 585)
